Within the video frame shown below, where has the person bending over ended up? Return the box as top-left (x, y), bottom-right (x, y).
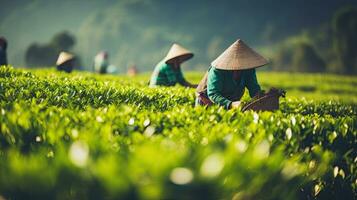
top-left (196, 39), bottom-right (268, 109)
top-left (150, 43), bottom-right (196, 88)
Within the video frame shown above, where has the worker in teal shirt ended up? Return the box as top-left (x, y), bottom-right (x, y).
top-left (196, 39), bottom-right (268, 109)
top-left (150, 43), bottom-right (196, 88)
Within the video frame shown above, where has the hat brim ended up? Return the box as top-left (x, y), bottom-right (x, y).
top-left (57, 57), bottom-right (75, 66)
top-left (59, 58), bottom-right (75, 66)
top-left (212, 61), bottom-right (270, 71)
top-left (165, 53), bottom-right (193, 64)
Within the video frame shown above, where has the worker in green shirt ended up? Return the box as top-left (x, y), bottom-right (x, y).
top-left (149, 43), bottom-right (197, 88)
top-left (196, 39), bottom-right (269, 109)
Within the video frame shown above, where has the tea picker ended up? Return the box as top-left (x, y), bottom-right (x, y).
top-left (149, 43), bottom-right (197, 88)
top-left (56, 51), bottom-right (76, 73)
top-left (196, 39), bottom-right (285, 111)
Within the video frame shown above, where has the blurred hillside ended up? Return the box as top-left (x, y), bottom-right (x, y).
top-left (1, 0), bottom-right (356, 73)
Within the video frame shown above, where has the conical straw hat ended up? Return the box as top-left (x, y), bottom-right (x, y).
top-left (211, 39), bottom-right (268, 70)
top-left (56, 51), bottom-right (75, 66)
top-left (163, 43), bottom-right (193, 64)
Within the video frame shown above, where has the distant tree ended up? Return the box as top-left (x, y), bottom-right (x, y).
top-left (272, 45), bottom-right (294, 71)
top-left (261, 24), bottom-right (277, 45)
top-left (25, 44), bottom-right (57, 67)
top-left (291, 42), bottom-right (326, 73)
top-left (272, 41), bottom-right (326, 73)
top-left (332, 6), bottom-right (357, 74)
top-left (51, 31), bottom-right (75, 51)
top-left (25, 31), bottom-right (76, 68)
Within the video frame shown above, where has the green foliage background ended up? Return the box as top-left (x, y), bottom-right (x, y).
top-left (1, 0), bottom-right (357, 74)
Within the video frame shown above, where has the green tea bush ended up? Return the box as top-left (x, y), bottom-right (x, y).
top-left (0, 66), bottom-right (356, 200)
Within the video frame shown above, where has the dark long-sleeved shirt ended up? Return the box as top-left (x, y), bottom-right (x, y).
top-left (0, 47), bottom-right (7, 66)
top-left (207, 67), bottom-right (261, 109)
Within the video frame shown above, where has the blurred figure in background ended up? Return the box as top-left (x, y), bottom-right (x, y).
top-left (56, 51), bottom-right (75, 73)
top-left (0, 37), bottom-right (8, 66)
top-left (94, 51), bottom-right (109, 74)
top-left (127, 64), bottom-right (138, 77)
top-left (149, 43), bottom-right (197, 88)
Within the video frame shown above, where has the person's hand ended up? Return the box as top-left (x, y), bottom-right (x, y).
top-left (231, 101), bottom-right (241, 109)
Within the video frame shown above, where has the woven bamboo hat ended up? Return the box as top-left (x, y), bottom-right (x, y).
top-left (56, 51), bottom-right (75, 66)
top-left (211, 39), bottom-right (268, 70)
top-left (163, 43), bottom-right (193, 64)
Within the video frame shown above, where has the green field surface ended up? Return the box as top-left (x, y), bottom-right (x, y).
top-left (0, 66), bottom-right (356, 200)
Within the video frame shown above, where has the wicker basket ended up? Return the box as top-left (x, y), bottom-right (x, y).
top-left (241, 88), bottom-right (286, 112)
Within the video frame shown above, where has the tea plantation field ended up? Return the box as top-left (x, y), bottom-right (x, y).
top-left (0, 66), bottom-right (356, 200)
